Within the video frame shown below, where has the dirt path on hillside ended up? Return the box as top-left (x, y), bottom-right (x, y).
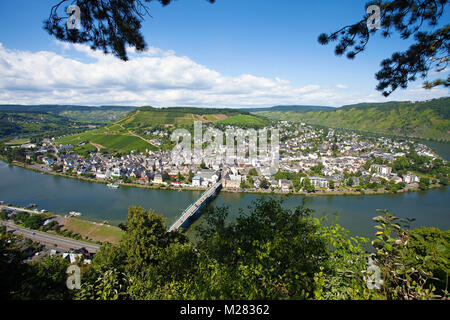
top-left (90, 142), bottom-right (105, 151)
top-left (127, 130), bottom-right (159, 148)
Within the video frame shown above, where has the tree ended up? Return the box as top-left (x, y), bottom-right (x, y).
top-left (176, 172), bottom-right (184, 182)
top-left (195, 198), bottom-right (330, 299)
top-left (419, 177), bottom-right (430, 190)
top-left (119, 206), bottom-right (186, 274)
top-left (0, 228), bottom-right (28, 299)
top-left (45, 0), bottom-right (215, 61)
top-left (310, 163), bottom-right (324, 176)
top-left (302, 177), bottom-right (315, 193)
top-left (329, 179), bottom-right (335, 190)
top-left (392, 156), bottom-right (411, 174)
top-left (162, 171), bottom-right (171, 182)
top-left (318, 1), bottom-right (449, 96)
top-left (188, 170), bottom-right (194, 183)
top-left (404, 227), bottom-right (450, 295)
top-left (363, 159), bottom-right (373, 171)
top-left (22, 214), bottom-right (44, 230)
top-left (370, 211), bottom-right (440, 299)
top-left (19, 256), bottom-right (72, 300)
top-left (260, 178), bottom-right (269, 189)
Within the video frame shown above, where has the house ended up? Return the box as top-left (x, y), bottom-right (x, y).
top-left (62, 248), bottom-right (92, 264)
top-left (96, 171), bottom-right (111, 180)
top-left (403, 173), bottom-right (420, 184)
top-left (197, 169), bottom-right (220, 184)
top-left (309, 177), bottom-right (329, 189)
top-left (351, 177), bottom-right (360, 187)
top-left (269, 178), bottom-right (278, 188)
top-left (390, 174), bottom-right (403, 184)
top-left (42, 157), bottom-right (54, 166)
top-left (192, 176), bottom-right (202, 187)
top-left (254, 178), bottom-right (261, 189)
top-left (371, 164), bottom-right (392, 176)
top-left (223, 173), bottom-right (241, 189)
top-left (111, 167), bottom-right (123, 178)
top-left (153, 173), bottom-right (163, 184)
top-left (279, 179), bottom-right (292, 192)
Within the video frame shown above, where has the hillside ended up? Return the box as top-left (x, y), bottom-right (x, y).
top-left (255, 97), bottom-right (450, 142)
top-left (0, 111), bottom-right (94, 142)
top-left (56, 106), bottom-right (269, 154)
top-left (0, 105), bottom-right (135, 124)
top-left (242, 105), bottom-right (335, 113)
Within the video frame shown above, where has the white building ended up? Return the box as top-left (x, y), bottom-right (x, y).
top-left (371, 164), bottom-right (392, 176)
top-left (192, 176), bottom-right (202, 187)
top-left (403, 173), bottom-right (420, 184)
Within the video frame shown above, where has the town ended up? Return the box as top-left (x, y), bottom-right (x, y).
top-left (3, 121), bottom-right (446, 195)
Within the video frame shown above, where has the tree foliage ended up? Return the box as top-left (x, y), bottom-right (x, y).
top-left (44, 0), bottom-right (215, 61)
top-left (318, 0), bottom-right (449, 96)
top-left (1, 201), bottom-right (448, 300)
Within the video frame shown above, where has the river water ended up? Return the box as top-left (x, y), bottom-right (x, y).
top-left (0, 160), bottom-right (448, 239)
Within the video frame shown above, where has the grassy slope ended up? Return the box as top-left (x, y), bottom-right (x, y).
top-left (0, 105), bottom-right (136, 124)
top-left (58, 109), bottom-right (131, 123)
top-left (57, 107), bottom-right (270, 153)
top-left (63, 218), bottom-right (123, 244)
top-left (217, 114), bottom-right (270, 127)
top-left (56, 127), bottom-right (156, 154)
top-left (256, 97), bottom-right (450, 142)
top-left (0, 111), bottom-right (90, 142)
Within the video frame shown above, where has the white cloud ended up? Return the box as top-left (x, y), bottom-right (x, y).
top-left (0, 42), bottom-right (447, 108)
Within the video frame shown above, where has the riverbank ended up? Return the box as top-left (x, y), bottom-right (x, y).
top-left (2, 159), bottom-right (449, 239)
top-left (0, 204), bottom-right (123, 245)
top-left (2, 158), bottom-right (443, 197)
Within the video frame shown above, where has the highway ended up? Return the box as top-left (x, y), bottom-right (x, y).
top-left (0, 220), bottom-right (99, 253)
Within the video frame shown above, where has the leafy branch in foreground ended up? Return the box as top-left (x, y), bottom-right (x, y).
top-left (318, 0), bottom-right (449, 96)
top-left (44, 0), bottom-right (215, 61)
top-left (1, 200), bottom-right (448, 300)
top-left (370, 210), bottom-right (448, 299)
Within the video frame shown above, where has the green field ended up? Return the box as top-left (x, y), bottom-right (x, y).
top-left (5, 138), bottom-right (30, 145)
top-left (217, 114), bottom-right (270, 127)
top-left (63, 218), bottom-right (124, 244)
top-left (57, 129), bottom-right (157, 154)
top-left (56, 106), bottom-right (271, 154)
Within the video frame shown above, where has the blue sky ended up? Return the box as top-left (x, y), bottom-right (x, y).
top-left (0, 0), bottom-right (448, 107)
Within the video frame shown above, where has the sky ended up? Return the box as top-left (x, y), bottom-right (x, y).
top-left (0, 0), bottom-right (448, 108)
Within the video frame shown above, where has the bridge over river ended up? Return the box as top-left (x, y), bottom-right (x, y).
top-left (169, 180), bottom-right (222, 232)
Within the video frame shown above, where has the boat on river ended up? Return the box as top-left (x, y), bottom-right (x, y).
top-left (68, 211), bottom-right (82, 217)
top-left (107, 183), bottom-right (119, 189)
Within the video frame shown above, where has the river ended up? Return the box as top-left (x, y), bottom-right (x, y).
top-left (0, 160), bottom-right (448, 239)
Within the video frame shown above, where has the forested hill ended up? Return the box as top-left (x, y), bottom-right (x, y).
top-left (254, 97), bottom-right (450, 142)
top-left (0, 105), bottom-right (136, 123)
top-left (242, 105), bottom-right (334, 113)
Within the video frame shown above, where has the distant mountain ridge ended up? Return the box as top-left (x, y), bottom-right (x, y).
top-left (254, 97), bottom-right (450, 142)
top-left (242, 105), bottom-right (335, 113)
top-left (0, 105), bottom-right (137, 124)
top-left (0, 105), bottom-right (136, 112)
top-left (339, 99), bottom-right (449, 120)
